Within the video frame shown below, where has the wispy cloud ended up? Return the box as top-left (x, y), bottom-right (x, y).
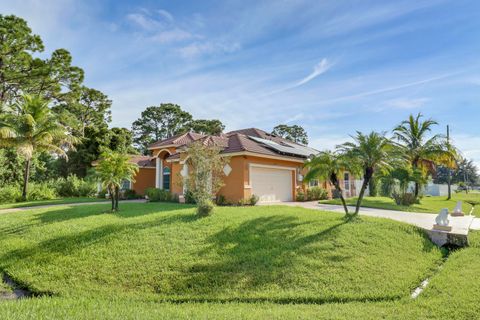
top-left (179, 41), bottom-right (241, 58)
top-left (318, 72), bottom-right (457, 105)
top-left (294, 58), bottom-right (333, 88)
top-left (385, 97), bottom-right (430, 109)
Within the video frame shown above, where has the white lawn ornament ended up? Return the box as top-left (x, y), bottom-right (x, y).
top-left (451, 201), bottom-right (464, 216)
top-left (433, 208), bottom-right (452, 231)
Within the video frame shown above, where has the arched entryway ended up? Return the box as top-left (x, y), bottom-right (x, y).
top-left (155, 149), bottom-right (171, 189)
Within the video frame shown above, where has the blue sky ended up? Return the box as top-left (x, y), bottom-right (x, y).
top-left (1, 0), bottom-right (480, 163)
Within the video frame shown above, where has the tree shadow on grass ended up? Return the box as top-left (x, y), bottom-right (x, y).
top-left (158, 215), bottom-right (348, 300)
top-left (32, 202), bottom-right (194, 224)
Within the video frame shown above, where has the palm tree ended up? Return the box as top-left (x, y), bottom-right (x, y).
top-left (95, 151), bottom-right (138, 212)
top-left (393, 113), bottom-right (457, 198)
top-left (304, 150), bottom-right (356, 216)
top-left (0, 95), bottom-right (77, 200)
top-left (339, 131), bottom-right (395, 216)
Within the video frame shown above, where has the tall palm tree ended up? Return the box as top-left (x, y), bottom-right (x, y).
top-left (393, 113), bottom-right (457, 198)
top-left (304, 150), bottom-right (356, 216)
top-left (339, 131), bottom-right (395, 216)
top-left (0, 95), bottom-right (77, 200)
top-left (95, 151), bottom-right (138, 212)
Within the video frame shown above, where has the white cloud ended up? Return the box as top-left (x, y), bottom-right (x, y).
top-left (157, 9), bottom-right (174, 23)
top-left (126, 12), bottom-right (161, 31)
top-left (179, 41), bottom-right (241, 58)
top-left (151, 28), bottom-right (195, 43)
top-left (295, 58), bottom-right (333, 87)
top-left (385, 98), bottom-right (430, 109)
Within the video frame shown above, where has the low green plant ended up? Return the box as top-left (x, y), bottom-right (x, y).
top-left (391, 192), bottom-right (418, 206)
top-left (0, 185), bottom-right (22, 203)
top-left (55, 175), bottom-right (96, 197)
top-left (184, 190), bottom-right (196, 204)
top-left (197, 199), bottom-right (214, 217)
top-left (249, 194), bottom-right (259, 206)
top-left (216, 194), bottom-right (227, 206)
top-left (145, 188), bottom-right (173, 202)
top-left (122, 189), bottom-right (139, 200)
top-left (306, 187), bottom-right (328, 201)
top-left (296, 190), bottom-right (306, 201)
top-left (27, 182), bottom-right (57, 201)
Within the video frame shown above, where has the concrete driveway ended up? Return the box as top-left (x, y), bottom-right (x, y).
top-left (261, 201), bottom-right (480, 235)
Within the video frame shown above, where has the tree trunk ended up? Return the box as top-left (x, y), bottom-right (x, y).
top-left (447, 169), bottom-right (452, 200)
top-left (115, 186), bottom-right (120, 211)
top-left (110, 186), bottom-right (115, 211)
top-left (354, 168), bottom-right (373, 216)
top-left (413, 182), bottom-right (418, 198)
top-left (22, 159), bottom-right (31, 201)
top-left (333, 181), bottom-right (349, 215)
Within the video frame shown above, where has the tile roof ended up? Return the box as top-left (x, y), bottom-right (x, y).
top-left (92, 155), bottom-right (156, 168)
top-left (129, 155), bottom-right (156, 168)
top-left (148, 132), bottom-right (205, 149)
top-left (151, 128), bottom-right (318, 162)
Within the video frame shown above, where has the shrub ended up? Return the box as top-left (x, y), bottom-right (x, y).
top-left (249, 194), bottom-right (259, 206)
top-left (27, 182), bottom-right (57, 201)
top-left (184, 190), bottom-right (196, 204)
top-left (197, 199), bottom-right (214, 217)
top-left (145, 188), bottom-right (173, 202)
top-left (306, 187), bottom-right (328, 201)
top-left (391, 192), bottom-right (417, 206)
top-left (296, 190), bottom-right (306, 202)
top-left (216, 194), bottom-right (227, 206)
top-left (55, 175), bottom-right (96, 197)
top-left (0, 185), bottom-right (22, 204)
top-left (122, 189), bottom-right (139, 200)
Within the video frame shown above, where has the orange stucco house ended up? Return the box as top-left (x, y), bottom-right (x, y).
top-left (127, 128), bottom-right (359, 203)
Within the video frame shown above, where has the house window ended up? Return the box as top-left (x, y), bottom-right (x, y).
top-left (163, 167), bottom-right (171, 190)
top-left (121, 179), bottom-right (131, 190)
top-left (309, 179), bottom-right (319, 187)
top-left (344, 172), bottom-right (350, 191)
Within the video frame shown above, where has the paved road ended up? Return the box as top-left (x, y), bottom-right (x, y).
top-left (263, 201), bottom-right (480, 234)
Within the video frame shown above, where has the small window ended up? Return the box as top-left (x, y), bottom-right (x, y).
top-left (309, 179), bottom-right (319, 187)
top-left (344, 172), bottom-right (350, 191)
top-left (163, 167), bottom-right (171, 190)
top-left (121, 179), bottom-right (131, 190)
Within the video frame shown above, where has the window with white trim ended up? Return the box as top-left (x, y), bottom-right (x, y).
top-left (309, 179), bottom-right (319, 187)
top-left (163, 167), bottom-right (171, 190)
top-left (121, 179), bottom-right (131, 190)
top-left (344, 172), bottom-right (350, 191)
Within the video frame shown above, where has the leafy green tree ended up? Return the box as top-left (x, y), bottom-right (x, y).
top-left (95, 151), bottom-right (138, 212)
top-left (339, 132), bottom-right (395, 217)
top-left (132, 104), bottom-right (193, 153)
top-left (108, 127), bottom-right (138, 154)
top-left (272, 124), bottom-right (309, 145)
top-left (435, 159), bottom-right (479, 187)
top-left (393, 113), bottom-right (457, 198)
top-left (304, 151), bottom-right (355, 215)
top-left (0, 95), bottom-right (78, 200)
top-left (185, 141), bottom-right (228, 217)
top-left (53, 86), bottom-right (112, 137)
top-left (0, 15), bottom-right (84, 104)
top-left (188, 119), bottom-right (225, 135)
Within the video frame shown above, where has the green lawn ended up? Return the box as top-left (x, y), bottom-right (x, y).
top-left (0, 197), bottom-right (107, 210)
top-left (321, 192), bottom-right (480, 217)
top-left (0, 202), bottom-right (478, 319)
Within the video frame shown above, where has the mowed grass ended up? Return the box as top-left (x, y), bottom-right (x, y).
top-left (0, 197), bottom-right (106, 210)
top-left (0, 203), bottom-right (442, 305)
top-left (3, 203), bottom-right (480, 319)
top-left (321, 192), bottom-right (480, 217)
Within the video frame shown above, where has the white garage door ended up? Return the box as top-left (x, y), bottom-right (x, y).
top-left (250, 166), bottom-right (293, 202)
